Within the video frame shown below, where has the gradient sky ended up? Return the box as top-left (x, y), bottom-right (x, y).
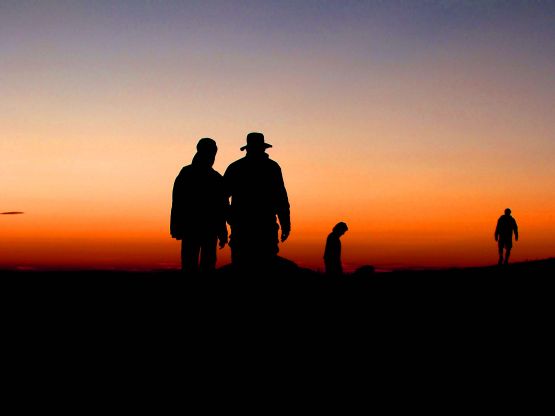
top-left (2, 0), bottom-right (555, 270)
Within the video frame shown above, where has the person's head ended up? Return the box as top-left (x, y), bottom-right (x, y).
top-left (333, 222), bottom-right (349, 236)
top-left (504, 208), bottom-right (512, 216)
top-left (240, 132), bottom-right (272, 155)
top-left (194, 137), bottom-right (217, 166)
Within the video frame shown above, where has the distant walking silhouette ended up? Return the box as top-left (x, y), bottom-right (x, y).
top-left (223, 132), bottom-right (290, 268)
top-left (324, 222), bottom-right (348, 276)
top-left (170, 138), bottom-right (228, 274)
top-left (495, 208), bottom-right (519, 265)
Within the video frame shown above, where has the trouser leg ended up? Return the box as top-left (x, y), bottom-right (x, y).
top-left (229, 228), bottom-right (248, 267)
top-left (325, 260), bottom-right (342, 276)
top-left (181, 238), bottom-right (201, 274)
top-left (199, 235), bottom-right (217, 273)
top-left (504, 248), bottom-right (511, 265)
top-left (498, 242), bottom-right (504, 265)
top-left (229, 231), bottom-right (241, 266)
top-left (230, 246), bottom-right (242, 266)
top-left (229, 222), bottom-right (279, 269)
top-left (249, 222), bottom-right (279, 266)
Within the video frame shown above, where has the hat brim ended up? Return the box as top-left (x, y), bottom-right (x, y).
top-left (240, 143), bottom-right (273, 151)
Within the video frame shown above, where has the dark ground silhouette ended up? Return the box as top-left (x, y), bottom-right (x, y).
top-left (3, 258), bottom-right (554, 311)
top-left (2, 257), bottom-right (553, 376)
top-left (4, 260), bottom-right (552, 392)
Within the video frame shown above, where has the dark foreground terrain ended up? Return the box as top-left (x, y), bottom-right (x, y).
top-left (1, 258), bottom-right (553, 390)
top-left (1, 257), bottom-right (553, 317)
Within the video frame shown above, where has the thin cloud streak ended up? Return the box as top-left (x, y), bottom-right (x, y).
top-left (1, 212), bottom-right (24, 215)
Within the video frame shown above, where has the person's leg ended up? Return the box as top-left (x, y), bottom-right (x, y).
top-left (199, 234), bottom-right (218, 273)
top-left (325, 260), bottom-right (333, 275)
top-left (229, 227), bottom-right (244, 267)
top-left (229, 222), bottom-right (278, 270)
top-left (181, 238), bottom-right (201, 275)
top-left (270, 222), bottom-right (280, 256)
top-left (504, 248), bottom-right (511, 265)
top-left (325, 260), bottom-right (341, 276)
top-left (230, 225), bottom-right (263, 269)
top-left (498, 241), bottom-right (504, 265)
top-left (254, 222), bottom-right (280, 267)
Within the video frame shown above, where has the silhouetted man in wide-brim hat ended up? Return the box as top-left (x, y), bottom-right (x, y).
top-left (224, 132), bottom-right (290, 268)
top-left (239, 132), bottom-right (273, 151)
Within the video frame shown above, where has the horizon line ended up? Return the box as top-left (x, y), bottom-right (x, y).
top-left (1, 257), bottom-right (553, 274)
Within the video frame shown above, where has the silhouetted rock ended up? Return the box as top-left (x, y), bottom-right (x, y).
top-left (215, 256), bottom-right (308, 279)
top-left (352, 265), bottom-right (375, 277)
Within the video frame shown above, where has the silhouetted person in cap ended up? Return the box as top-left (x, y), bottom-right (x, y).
top-left (324, 222), bottom-right (348, 276)
top-left (495, 208), bottom-right (519, 266)
top-left (223, 132), bottom-right (290, 268)
top-left (171, 138), bottom-right (228, 274)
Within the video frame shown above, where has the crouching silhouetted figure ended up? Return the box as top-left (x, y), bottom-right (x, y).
top-left (223, 132), bottom-right (290, 269)
top-left (495, 208), bottom-right (519, 266)
top-left (171, 138), bottom-right (228, 274)
top-left (324, 222), bottom-right (348, 276)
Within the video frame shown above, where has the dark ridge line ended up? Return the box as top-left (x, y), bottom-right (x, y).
top-left (1, 257), bottom-right (554, 274)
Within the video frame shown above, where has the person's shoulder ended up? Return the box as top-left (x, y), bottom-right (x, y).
top-left (209, 168), bottom-right (223, 179)
top-left (265, 157), bottom-right (282, 170)
top-left (225, 157), bottom-right (246, 172)
top-left (177, 165), bottom-right (193, 177)
top-left (228, 158), bottom-right (244, 167)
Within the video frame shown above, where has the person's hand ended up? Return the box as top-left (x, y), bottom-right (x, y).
top-left (172, 234), bottom-right (183, 241)
top-left (281, 229), bottom-right (290, 242)
top-left (494, 236), bottom-right (498, 242)
top-left (515, 236), bottom-right (518, 242)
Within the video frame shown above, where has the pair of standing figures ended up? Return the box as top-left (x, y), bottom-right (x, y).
top-left (170, 132), bottom-right (291, 274)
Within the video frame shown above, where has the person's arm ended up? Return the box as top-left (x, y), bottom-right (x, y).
top-left (218, 175), bottom-right (229, 249)
top-left (324, 235), bottom-right (332, 260)
top-left (170, 174), bottom-right (183, 240)
top-left (494, 219), bottom-right (500, 241)
top-left (222, 166), bottom-right (233, 226)
top-left (514, 219), bottom-right (519, 241)
top-left (275, 166), bottom-right (291, 242)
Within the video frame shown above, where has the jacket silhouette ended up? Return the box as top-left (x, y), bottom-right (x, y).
top-left (495, 208), bottom-right (518, 265)
top-left (171, 138), bottom-right (228, 274)
top-left (223, 132), bottom-right (290, 266)
top-left (324, 222), bottom-right (348, 275)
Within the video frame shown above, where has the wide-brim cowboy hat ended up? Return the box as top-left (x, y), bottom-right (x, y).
top-left (240, 132), bottom-right (272, 151)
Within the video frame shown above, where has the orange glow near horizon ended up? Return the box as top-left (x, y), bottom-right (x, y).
top-left (2, 141), bottom-right (555, 271)
top-left (2, 2), bottom-right (555, 271)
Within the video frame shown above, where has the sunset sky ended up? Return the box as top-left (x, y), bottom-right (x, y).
top-left (2, 1), bottom-right (555, 271)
